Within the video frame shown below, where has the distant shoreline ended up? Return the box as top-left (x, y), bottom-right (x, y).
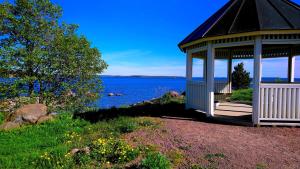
top-left (100, 75), bottom-right (300, 81)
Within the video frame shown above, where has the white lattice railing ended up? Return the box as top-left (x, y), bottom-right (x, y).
top-left (259, 83), bottom-right (300, 122)
top-left (186, 81), bottom-right (207, 112)
top-left (214, 81), bottom-right (231, 94)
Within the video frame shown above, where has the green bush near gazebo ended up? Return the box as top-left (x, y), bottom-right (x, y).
top-left (230, 88), bottom-right (253, 104)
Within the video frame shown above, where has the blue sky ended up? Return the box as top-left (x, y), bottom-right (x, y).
top-left (47, 1), bottom-right (299, 77)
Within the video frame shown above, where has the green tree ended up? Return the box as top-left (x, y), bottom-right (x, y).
top-left (232, 63), bottom-right (250, 89)
top-left (0, 0), bottom-right (107, 111)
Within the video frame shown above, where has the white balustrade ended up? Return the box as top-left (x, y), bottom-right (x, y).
top-left (259, 83), bottom-right (300, 121)
top-left (214, 81), bottom-right (231, 94)
top-left (186, 80), bottom-right (207, 112)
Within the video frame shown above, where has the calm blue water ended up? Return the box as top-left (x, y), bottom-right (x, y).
top-left (98, 76), bottom-right (300, 108)
top-left (98, 76), bottom-right (185, 108)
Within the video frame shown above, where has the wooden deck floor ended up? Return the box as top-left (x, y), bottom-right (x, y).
top-left (214, 102), bottom-right (253, 126)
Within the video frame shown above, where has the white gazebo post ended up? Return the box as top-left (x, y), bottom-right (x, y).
top-left (288, 49), bottom-right (295, 83)
top-left (186, 51), bottom-right (193, 81)
top-left (228, 56), bottom-right (232, 93)
top-left (207, 42), bottom-right (215, 117)
top-left (203, 57), bottom-right (207, 82)
top-left (186, 51), bottom-right (193, 109)
top-left (253, 36), bottom-right (262, 125)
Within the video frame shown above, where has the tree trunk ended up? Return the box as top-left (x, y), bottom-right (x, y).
top-left (28, 81), bottom-right (34, 97)
top-left (39, 81), bottom-right (43, 104)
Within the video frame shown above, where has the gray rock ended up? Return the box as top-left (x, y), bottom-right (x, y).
top-left (49, 112), bottom-right (59, 116)
top-left (7, 104), bottom-right (47, 124)
top-left (12, 116), bottom-right (24, 123)
top-left (169, 91), bottom-right (180, 98)
top-left (70, 147), bottom-right (91, 156)
top-left (70, 148), bottom-right (80, 155)
top-left (0, 122), bottom-right (21, 130)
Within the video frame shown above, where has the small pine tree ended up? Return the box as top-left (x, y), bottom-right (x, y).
top-left (232, 63), bottom-right (251, 89)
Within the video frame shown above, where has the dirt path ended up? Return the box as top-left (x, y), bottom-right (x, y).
top-left (125, 117), bottom-right (300, 169)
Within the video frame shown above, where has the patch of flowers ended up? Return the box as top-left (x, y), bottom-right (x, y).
top-left (34, 151), bottom-right (72, 169)
top-left (64, 131), bottom-right (82, 145)
top-left (90, 137), bottom-right (140, 164)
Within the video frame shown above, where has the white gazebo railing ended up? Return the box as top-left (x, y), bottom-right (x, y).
top-left (186, 80), bottom-right (207, 112)
top-left (186, 80), bottom-right (231, 112)
top-left (214, 81), bottom-right (231, 94)
top-left (259, 83), bottom-right (300, 122)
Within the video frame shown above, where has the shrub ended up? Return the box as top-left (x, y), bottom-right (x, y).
top-left (72, 151), bottom-right (92, 167)
top-left (256, 163), bottom-right (268, 169)
top-left (114, 117), bottom-right (139, 133)
top-left (204, 153), bottom-right (226, 163)
top-left (90, 137), bottom-right (139, 164)
top-left (159, 93), bottom-right (173, 104)
top-left (230, 88), bottom-right (253, 103)
top-left (159, 93), bottom-right (184, 105)
top-left (34, 151), bottom-right (73, 169)
top-left (166, 149), bottom-right (184, 166)
top-left (141, 152), bottom-right (172, 169)
top-left (138, 119), bottom-right (155, 127)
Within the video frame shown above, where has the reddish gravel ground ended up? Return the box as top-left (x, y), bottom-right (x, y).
top-left (125, 117), bottom-right (300, 169)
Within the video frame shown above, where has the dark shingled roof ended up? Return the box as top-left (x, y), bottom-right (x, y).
top-left (179, 0), bottom-right (300, 46)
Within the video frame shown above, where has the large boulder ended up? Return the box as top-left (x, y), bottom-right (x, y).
top-left (0, 122), bottom-right (20, 130)
top-left (8, 104), bottom-right (48, 124)
top-left (0, 104), bottom-right (56, 130)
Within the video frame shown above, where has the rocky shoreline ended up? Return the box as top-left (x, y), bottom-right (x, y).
top-left (130, 91), bottom-right (184, 107)
top-left (0, 91), bottom-right (184, 130)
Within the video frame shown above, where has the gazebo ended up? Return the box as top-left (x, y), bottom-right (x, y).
top-left (179, 0), bottom-right (300, 126)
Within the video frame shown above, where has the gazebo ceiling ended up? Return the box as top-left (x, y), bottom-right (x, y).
top-left (179, 0), bottom-right (300, 47)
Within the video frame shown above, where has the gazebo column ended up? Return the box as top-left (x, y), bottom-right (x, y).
top-left (228, 56), bottom-right (232, 93)
top-left (185, 51), bottom-right (193, 109)
top-left (186, 51), bottom-right (193, 81)
top-left (203, 57), bottom-right (207, 81)
top-left (253, 36), bottom-right (262, 125)
top-left (288, 49), bottom-right (295, 83)
top-left (207, 42), bottom-right (215, 117)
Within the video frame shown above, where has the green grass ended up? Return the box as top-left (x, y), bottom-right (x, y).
top-left (256, 163), bottom-right (268, 169)
top-left (140, 152), bottom-right (172, 169)
top-left (230, 88), bottom-right (253, 103)
top-left (0, 112), bottom-right (157, 169)
top-left (0, 93), bottom-right (183, 169)
top-left (0, 113), bottom-right (85, 168)
top-left (0, 112), bottom-right (4, 125)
